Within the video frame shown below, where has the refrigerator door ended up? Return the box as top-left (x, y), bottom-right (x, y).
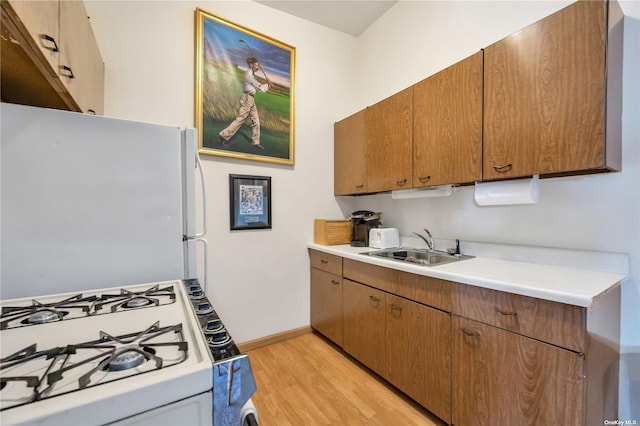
top-left (1, 103), bottom-right (188, 299)
top-left (181, 127), bottom-right (199, 281)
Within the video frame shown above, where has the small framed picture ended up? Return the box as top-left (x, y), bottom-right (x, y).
top-left (229, 174), bottom-right (272, 230)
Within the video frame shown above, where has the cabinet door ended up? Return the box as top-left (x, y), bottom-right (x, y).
top-left (342, 279), bottom-right (385, 376)
top-left (310, 268), bottom-right (343, 346)
top-left (452, 316), bottom-right (584, 425)
top-left (366, 87), bottom-right (413, 192)
top-left (413, 51), bottom-right (482, 187)
top-left (334, 109), bottom-right (367, 195)
top-left (59, 0), bottom-right (104, 114)
top-left (386, 294), bottom-right (451, 424)
top-left (483, 1), bottom-right (606, 180)
top-left (7, 0), bottom-right (59, 73)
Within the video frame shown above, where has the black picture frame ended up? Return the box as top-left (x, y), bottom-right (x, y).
top-left (229, 174), bottom-right (272, 230)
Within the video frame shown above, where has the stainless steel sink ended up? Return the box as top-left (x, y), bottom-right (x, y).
top-left (362, 247), bottom-right (473, 266)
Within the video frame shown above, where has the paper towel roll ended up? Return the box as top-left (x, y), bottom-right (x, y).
top-left (474, 175), bottom-right (539, 206)
top-left (241, 398), bottom-right (259, 425)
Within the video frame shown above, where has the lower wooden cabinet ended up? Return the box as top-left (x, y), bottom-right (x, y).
top-left (385, 294), bottom-right (451, 424)
top-left (310, 252), bottom-right (619, 425)
top-left (452, 315), bottom-right (584, 425)
top-left (342, 279), bottom-right (386, 375)
top-left (310, 267), bottom-right (343, 346)
top-left (342, 279), bottom-right (452, 423)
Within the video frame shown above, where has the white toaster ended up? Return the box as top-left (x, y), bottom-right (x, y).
top-left (368, 228), bottom-right (400, 249)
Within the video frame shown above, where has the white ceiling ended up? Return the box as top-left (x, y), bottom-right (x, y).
top-left (254, 1), bottom-right (397, 36)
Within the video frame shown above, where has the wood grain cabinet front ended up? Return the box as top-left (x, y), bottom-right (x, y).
top-left (452, 281), bottom-right (620, 425)
top-left (310, 267), bottom-right (343, 346)
top-left (385, 294), bottom-right (451, 424)
top-left (483, 0), bottom-right (623, 180)
top-left (309, 249), bottom-right (343, 346)
top-left (413, 51), bottom-right (483, 187)
top-left (342, 279), bottom-right (386, 376)
top-left (453, 284), bottom-right (585, 352)
top-left (452, 315), bottom-right (584, 426)
top-left (309, 249), bottom-right (342, 276)
top-left (342, 259), bottom-right (452, 423)
top-left (2, 0), bottom-right (104, 114)
top-left (334, 109), bottom-right (368, 195)
top-left (365, 87), bottom-right (413, 193)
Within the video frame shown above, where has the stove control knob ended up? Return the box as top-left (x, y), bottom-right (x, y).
top-left (189, 290), bottom-right (206, 300)
top-left (196, 302), bottom-right (214, 315)
top-left (205, 318), bottom-right (223, 333)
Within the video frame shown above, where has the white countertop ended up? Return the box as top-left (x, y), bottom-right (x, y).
top-left (308, 243), bottom-right (626, 307)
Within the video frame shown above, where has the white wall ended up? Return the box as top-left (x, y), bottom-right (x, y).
top-left (86, 0), bottom-right (639, 418)
top-left (84, 0), bottom-right (355, 342)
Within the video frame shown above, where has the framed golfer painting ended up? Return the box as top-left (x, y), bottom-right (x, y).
top-left (195, 9), bottom-right (296, 165)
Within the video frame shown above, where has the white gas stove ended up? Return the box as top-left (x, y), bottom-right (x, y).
top-left (0, 280), bottom-right (256, 425)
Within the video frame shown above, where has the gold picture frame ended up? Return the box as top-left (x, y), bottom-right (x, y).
top-left (195, 9), bottom-right (296, 165)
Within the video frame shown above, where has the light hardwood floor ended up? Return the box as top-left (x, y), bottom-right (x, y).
top-left (247, 332), bottom-right (444, 426)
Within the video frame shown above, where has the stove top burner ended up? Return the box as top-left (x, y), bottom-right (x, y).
top-left (1, 294), bottom-right (97, 330)
top-left (108, 350), bottom-right (147, 372)
top-left (122, 297), bottom-right (153, 309)
top-left (25, 309), bottom-right (64, 325)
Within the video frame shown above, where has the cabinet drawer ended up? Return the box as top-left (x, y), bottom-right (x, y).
top-left (344, 258), bottom-right (452, 312)
top-left (309, 249), bottom-right (342, 275)
top-left (453, 285), bottom-right (585, 352)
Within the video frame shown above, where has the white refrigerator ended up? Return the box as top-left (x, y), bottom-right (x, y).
top-left (0, 102), bottom-right (205, 299)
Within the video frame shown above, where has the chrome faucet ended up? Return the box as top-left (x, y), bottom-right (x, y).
top-left (410, 228), bottom-right (434, 251)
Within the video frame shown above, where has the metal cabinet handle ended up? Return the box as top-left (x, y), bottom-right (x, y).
top-left (369, 296), bottom-right (380, 303)
top-left (493, 163), bottom-right (513, 173)
top-left (320, 259), bottom-right (328, 264)
top-left (60, 65), bottom-right (75, 79)
top-left (396, 179), bottom-right (408, 186)
top-left (390, 304), bottom-right (402, 312)
top-left (41, 34), bottom-right (59, 52)
top-left (461, 328), bottom-right (480, 337)
top-left (494, 306), bottom-right (518, 316)
top-left (418, 175), bottom-right (431, 183)
top-left (331, 280), bottom-right (339, 286)
top-left (356, 184), bottom-right (364, 190)
top-left (87, 109), bottom-right (96, 115)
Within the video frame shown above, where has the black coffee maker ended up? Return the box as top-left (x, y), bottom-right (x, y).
top-left (349, 211), bottom-right (381, 247)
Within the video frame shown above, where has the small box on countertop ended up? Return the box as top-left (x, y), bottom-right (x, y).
top-left (314, 219), bottom-right (351, 245)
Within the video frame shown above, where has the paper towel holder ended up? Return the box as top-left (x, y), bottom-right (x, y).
top-left (474, 175), bottom-right (539, 206)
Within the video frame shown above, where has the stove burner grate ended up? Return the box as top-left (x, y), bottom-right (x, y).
top-left (0, 294), bottom-right (97, 330)
top-left (0, 322), bottom-right (188, 411)
top-left (93, 285), bottom-right (176, 313)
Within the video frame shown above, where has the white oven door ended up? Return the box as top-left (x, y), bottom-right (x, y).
top-left (108, 391), bottom-right (212, 426)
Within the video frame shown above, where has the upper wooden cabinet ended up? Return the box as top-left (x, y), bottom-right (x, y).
top-left (366, 87), bottom-right (413, 193)
top-left (413, 51), bottom-right (483, 187)
top-left (334, 0), bottom-right (623, 195)
top-left (334, 109), bottom-right (368, 195)
top-left (483, 0), bottom-right (623, 180)
top-left (1, 0), bottom-right (104, 114)
top-left (58, 0), bottom-right (104, 114)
